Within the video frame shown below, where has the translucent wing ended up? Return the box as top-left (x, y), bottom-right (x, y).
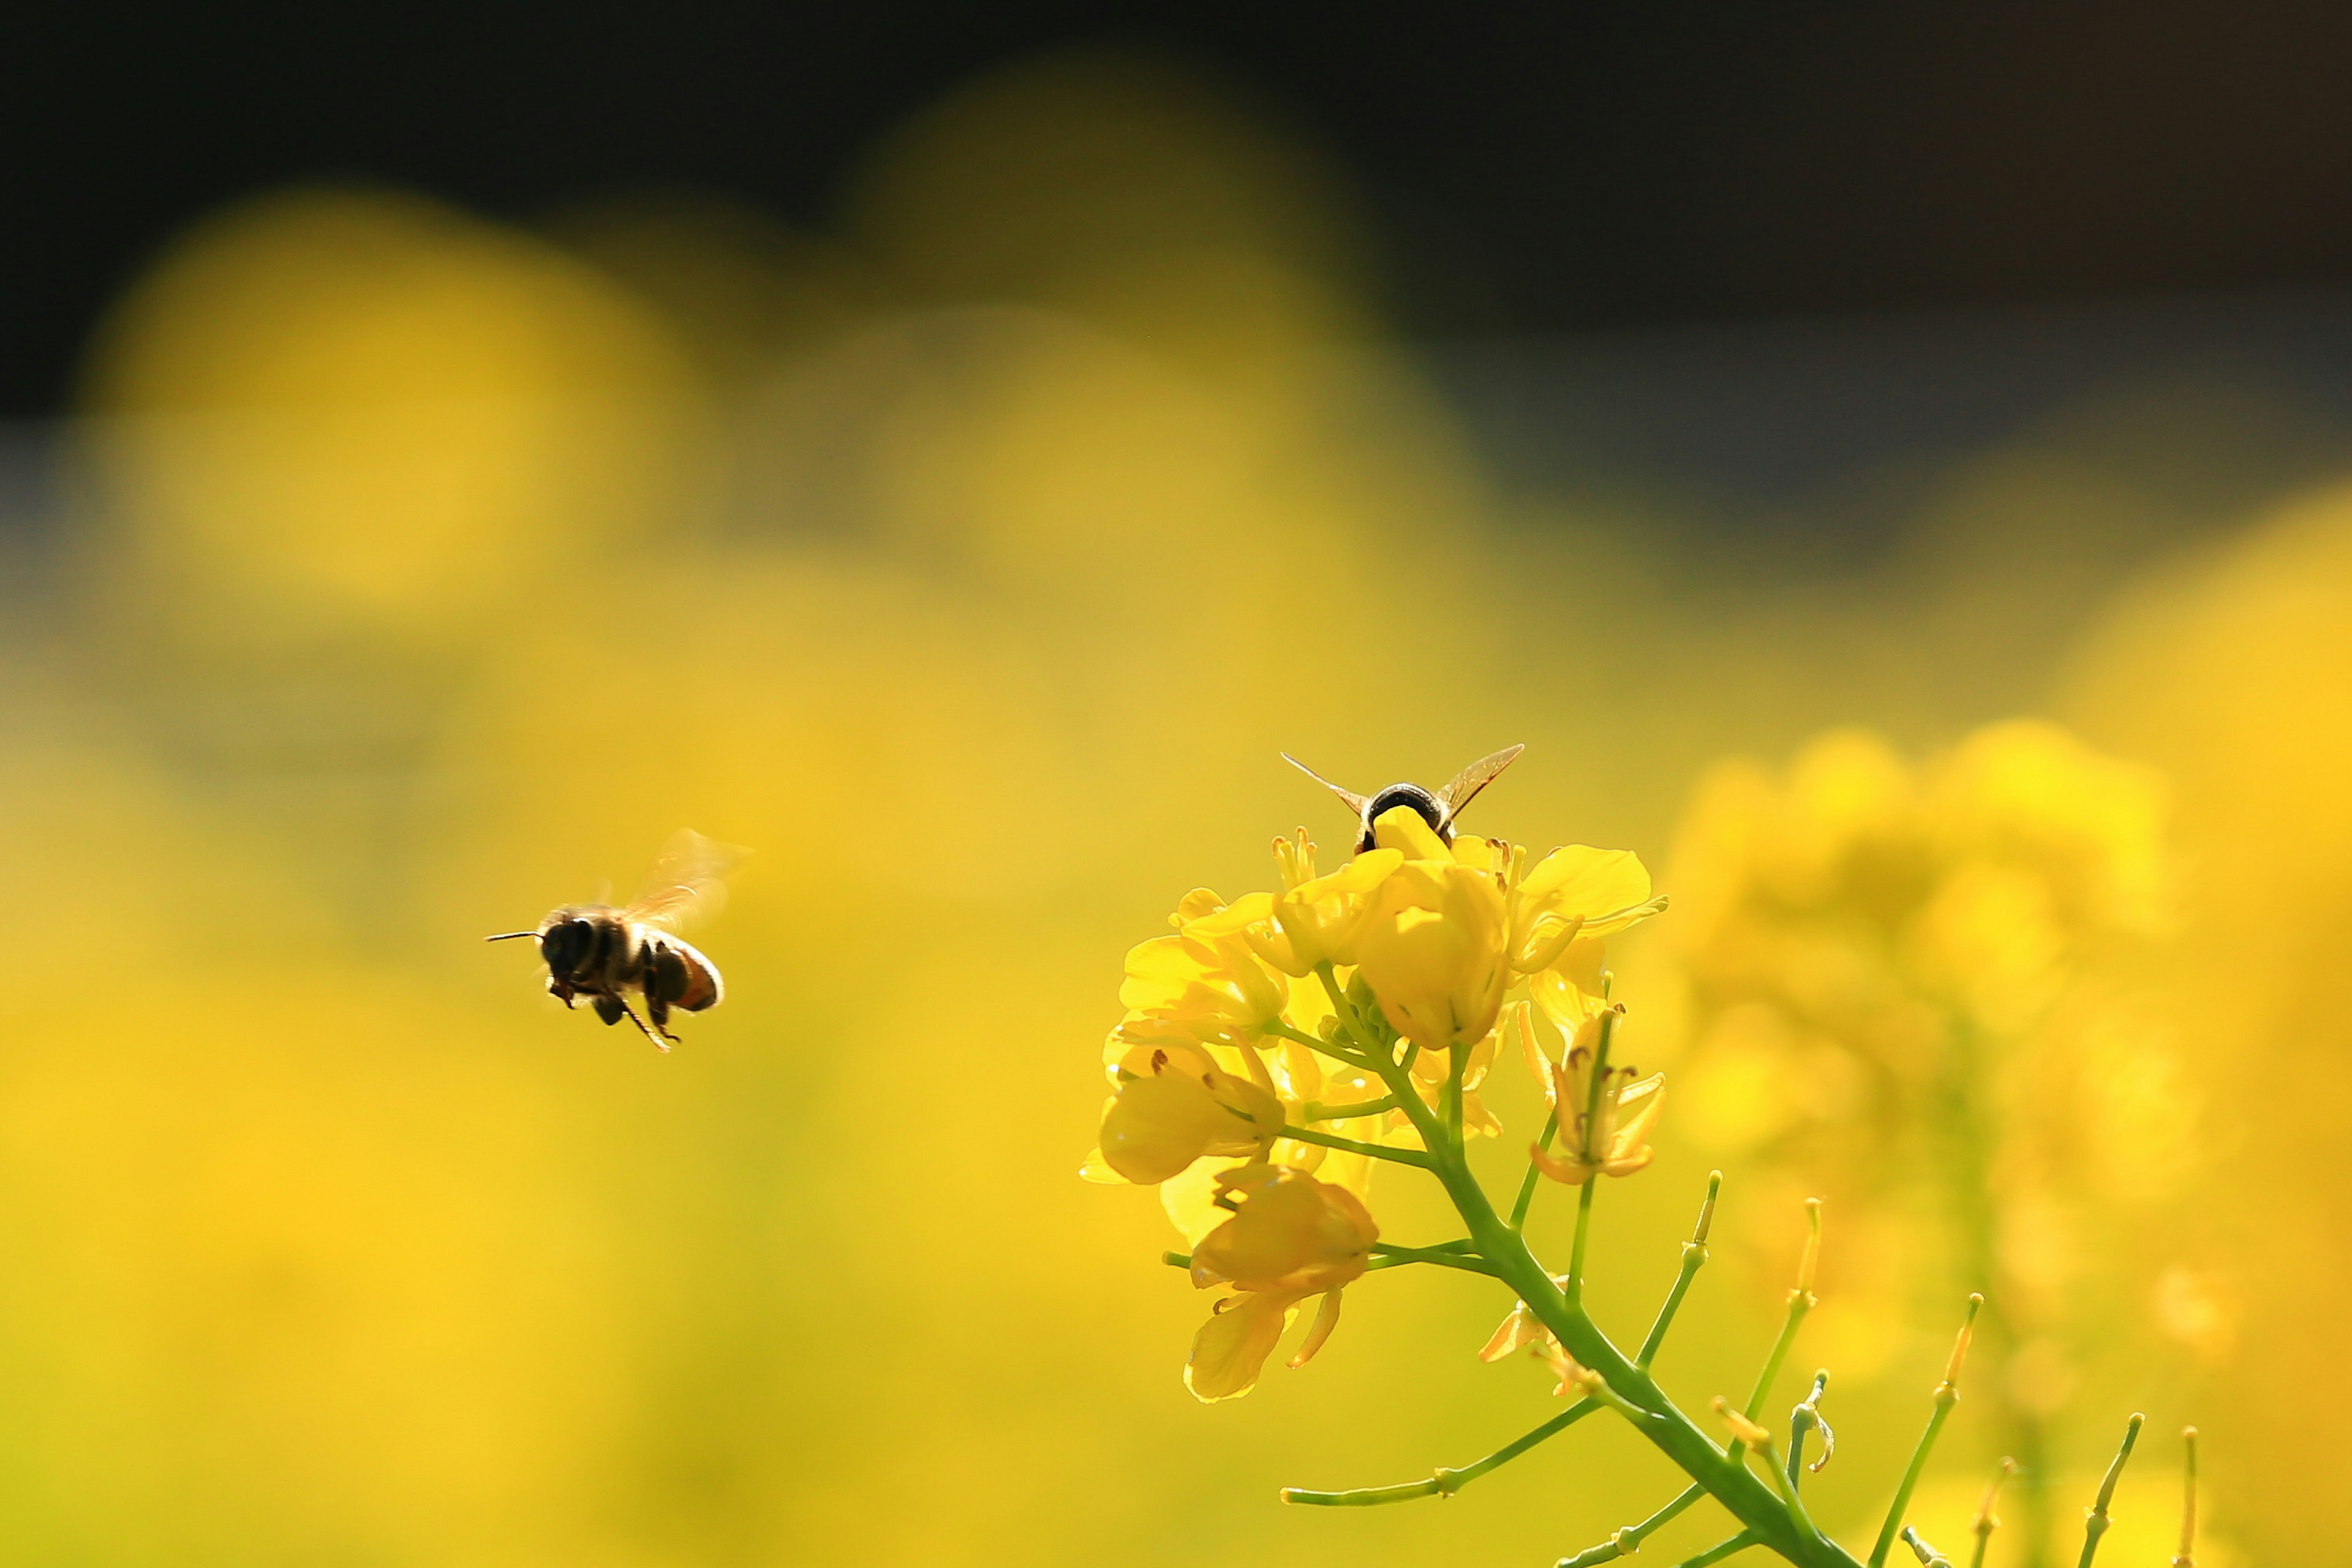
top-left (622, 829), bottom-right (751, 933)
top-left (1435, 744), bottom-right (1525, 823)
top-left (1281, 753), bottom-right (1371, 816)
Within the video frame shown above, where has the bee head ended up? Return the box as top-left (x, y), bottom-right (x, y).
top-left (540, 916), bottom-right (596, 975)
top-left (1359, 782), bottom-right (1448, 853)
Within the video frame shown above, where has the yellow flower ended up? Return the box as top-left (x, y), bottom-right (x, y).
top-left (1352, 807), bottom-right (1511, 1050)
top-left (1189, 1161), bottom-right (1378, 1292)
top-left (1521, 1000), bottom-right (1665, 1184)
top-left (1235, 831), bottom-right (1404, 976)
top-left (1092, 1033), bottom-right (1284, 1185)
top-left (1120, 889), bottom-right (1290, 1044)
top-left (1506, 842), bottom-right (1666, 974)
top-left (1183, 1163), bottom-right (1378, 1402)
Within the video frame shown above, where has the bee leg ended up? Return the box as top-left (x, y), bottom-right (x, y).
top-left (612, 993), bottom-right (674, 1052)
top-left (592, 996), bottom-right (627, 1027)
top-left (548, 979), bottom-right (576, 1009)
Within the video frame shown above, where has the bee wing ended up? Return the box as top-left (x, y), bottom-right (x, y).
top-left (622, 829), bottom-right (752, 934)
top-left (1281, 753), bottom-right (1371, 816)
top-left (1435, 745), bottom-right (1526, 823)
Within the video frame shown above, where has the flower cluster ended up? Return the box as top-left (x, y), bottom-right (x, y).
top-left (1660, 720), bottom-right (2176, 1555)
top-left (1084, 797), bottom-right (1665, 1400)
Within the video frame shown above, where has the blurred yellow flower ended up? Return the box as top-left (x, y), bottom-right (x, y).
top-left (1660, 718), bottom-right (2174, 1553)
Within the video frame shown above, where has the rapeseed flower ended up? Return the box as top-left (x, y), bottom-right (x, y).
top-left (1085, 773), bottom-right (1665, 1401)
top-left (1520, 1000), bottom-right (1665, 1184)
top-left (1352, 807), bottom-right (1513, 1050)
top-left (1185, 1161), bottom-right (1378, 1400)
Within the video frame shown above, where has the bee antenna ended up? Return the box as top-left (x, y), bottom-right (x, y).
top-left (484, 930), bottom-right (538, 942)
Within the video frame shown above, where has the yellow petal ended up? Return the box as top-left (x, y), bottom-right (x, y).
top-left (1185, 891), bottom-right (1277, 939)
top-left (1371, 804), bottom-right (1450, 861)
top-left (1185, 1291), bottom-right (1305, 1402)
top-left (1077, 1145), bottom-right (1126, 1185)
top-left (1160, 1158), bottom-right (1241, 1247)
top-left (1288, 1287), bottom-right (1346, 1370)
top-left (1479, 1302), bottom-right (1544, 1362)
top-left (1520, 845), bottom-right (1651, 912)
top-left (1530, 1142), bottom-right (1594, 1185)
top-left (1100, 1070), bottom-right (1227, 1184)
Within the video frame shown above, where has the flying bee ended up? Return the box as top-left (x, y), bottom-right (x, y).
top-left (1282, 744), bottom-right (1526, 852)
top-left (487, 829), bottom-right (748, 1050)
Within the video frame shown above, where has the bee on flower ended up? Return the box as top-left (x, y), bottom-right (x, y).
top-left (1082, 749), bottom-right (1669, 1402)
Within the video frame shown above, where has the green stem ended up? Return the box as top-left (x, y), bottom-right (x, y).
top-left (2076, 1414), bottom-right (2144, 1568)
top-left (1566, 1180), bottom-right (1599, 1296)
top-left (1280, 1123), bottom-right (1433, 1168)
top-left (1743, 1200), bottom-right (1822, 1423)
top-left (1360, 1047), bottom-right (1857, 1568)
top-left (2173, 1428), bottom-right (2197, 1568)
top-left (1788, 1371), bottom-right (1830, 1487)
top-left (1869, 1295), bottom-right (1984, 1568)
top-left (1366, 1242), bottom-right (1500, 1278)
top-left (1262, 1019), bottom-right (1369, 1066)
top-left (1509, 1107), bottom-right (1559, 1230)
top-left (1312, 963), bottom-right (1385, 1061)
top-left (1561, 1007), bottom-right (1621, 1302)
top-left (1558, 1484), bottom-right (1706, 1568)
top-left (1283, 1398), bottom-right (1600, 1506)
top-left (1902, 1527), bottom-right (1954, 1567)
top-left (1302, 1096), bottom-right (1396, 1121)
top-left (1678, 1532), bottom-right (1757, 1568)
top-left (1638, 1171), bottom-right (1722, 1369)
top-left (1445, 1039), bottom-right (1468, 1144)
top-left (1970, 1458), bottom-right (2017, 1568)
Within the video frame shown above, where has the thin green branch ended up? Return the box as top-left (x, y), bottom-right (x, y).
top-left (1711, 1397), bottom-right (1825, 1547)
top-left (1969, 1458), bottom-right (2016, 1568)
top-left (2173, 1428), bottom-right (2198, 1568)
top-left (1282, 1397), bottom-right (1600, 1506)
top-left (1301, 1095), bottom-right (1397, 1122)
top-left (1366, 1241), bottom-right (1500, 1278)
top-left (1312, 963), bottom-right (1389, 1064)
top-left (1741, 1199), bottom-right (1822, 1427)
top-left (1638, 1170), bottom-right (1723, 1369)
top-left (1444, 1039), bottom-right (1469, 1144)
top-left (1869, 1294), bottom-right (1983, 1568)
top-left (1788, 1371), bottom-right (1832, 1486)
top-left (1262, 1019), bottom-right (1370, 1066)
top-left (2076, 1412), bottom-right (2145, 1568)
top-left (1563, 1008), bottom-right (1623, 1300)
top-left (1280, 1123), bottom-right (1434, 1168)
top-left (1509, 1107), bottom-right (1559, 1230)
top-left (1901, 1526), bottom-right (1953, 1567)
top-left (1676, 1531), bottom-right (1757, 1568)
top-left (1558, 1483), bottom-right (1705, 1568)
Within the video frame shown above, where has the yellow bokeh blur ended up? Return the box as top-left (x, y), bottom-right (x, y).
top-left (0, 43), bottom-right (2335, 1568)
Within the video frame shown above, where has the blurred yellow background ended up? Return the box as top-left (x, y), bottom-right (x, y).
top-left (0, 46), bottom-right (2336, 1567)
